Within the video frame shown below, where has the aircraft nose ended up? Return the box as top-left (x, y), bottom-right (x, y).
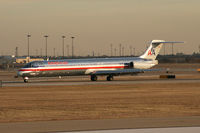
top-left (17, 70), bottom-right (23, 77)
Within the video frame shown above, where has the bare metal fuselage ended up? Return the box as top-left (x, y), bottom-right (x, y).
top-left (17, 40), bottom-right (183, 82)
top-left (18, 57), bottom-right (157, 78)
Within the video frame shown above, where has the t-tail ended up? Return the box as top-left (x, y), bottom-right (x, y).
top-left (140, 40), bottom-right (184, 60)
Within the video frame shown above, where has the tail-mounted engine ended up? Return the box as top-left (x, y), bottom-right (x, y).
top-left (124, 62), bottom-right (134, 69)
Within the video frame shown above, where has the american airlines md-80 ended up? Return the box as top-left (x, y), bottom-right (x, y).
top-left (17, 40), bottom-right (183, 83)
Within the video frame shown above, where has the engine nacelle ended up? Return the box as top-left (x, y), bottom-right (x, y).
top-left (124, 62), bottom-right (134, 69)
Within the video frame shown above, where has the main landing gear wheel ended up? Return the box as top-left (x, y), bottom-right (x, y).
top-left (23, 77), bottom-right (29, 83)
top-left (107, 75), bottom-right (114, 81)
top-left (91, 75), bottom-right (97, 81)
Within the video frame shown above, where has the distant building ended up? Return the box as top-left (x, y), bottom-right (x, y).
top-left (15, 57), bottom-right (44, 64)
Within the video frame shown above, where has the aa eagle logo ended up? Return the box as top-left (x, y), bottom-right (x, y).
top-left (148, 48), bottom-right (155, 55)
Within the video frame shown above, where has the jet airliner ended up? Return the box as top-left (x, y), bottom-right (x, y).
top-left (17, 40), bottom-right (183, 83)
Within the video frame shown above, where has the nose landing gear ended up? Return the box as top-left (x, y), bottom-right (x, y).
top-left (23, 77), bottom-right (29, 83)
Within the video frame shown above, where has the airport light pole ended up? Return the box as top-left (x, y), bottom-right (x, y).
top-left (27, 34), bottom-right (31, 62)
top-left (62, 36), bottom-right (66, 58)
top-left (15, 47), bottom-right (18, 57)
top-left (119, 44), bottom-right (122, 56)
top-left (53, 48), bottom-right (56, 57)
top-left (44, 35), bottom-right (48, 59)
top-left (92, 51), bottom-right (95, 57)
top-left (122, 46), bottom-right (124, 56)
top-left (27, 34), bottom-right (31, 56)
top-left (110, 44), bottom-right (113, 57)
top-left (114, 48), bottom-right (117, 56)
top-left (71, 36), bottom-right (75, 58)
top-left (130, 46), bottom-right (132, 56)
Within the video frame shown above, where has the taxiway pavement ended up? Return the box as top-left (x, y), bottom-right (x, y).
top-left (2, 77), bottom-right (200, 87)
top-left (0, 116), bottom-right (200, 133)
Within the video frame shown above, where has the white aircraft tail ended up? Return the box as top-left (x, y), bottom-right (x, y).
top-left (140, 40), bottom-right (183, 60)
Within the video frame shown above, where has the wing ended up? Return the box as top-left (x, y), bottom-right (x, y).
top-left (88, 69), bottom-right (160, 76)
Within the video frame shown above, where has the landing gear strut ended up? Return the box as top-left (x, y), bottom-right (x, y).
top-left (23, 77), bottom-right (29, 83)
top-left (107, 75), bottom-right (114, 81)
top-left (91, 75), bottom-right (97, 81)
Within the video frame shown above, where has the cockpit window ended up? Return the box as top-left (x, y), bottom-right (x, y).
top-left (23, 63), bottom-right (32, 68)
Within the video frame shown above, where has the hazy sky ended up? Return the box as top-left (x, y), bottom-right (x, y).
top-left (0, 0), bottom-right (200, 56)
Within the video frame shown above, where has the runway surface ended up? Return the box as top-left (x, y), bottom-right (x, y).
top-left (0, 117), bottom-right (200, 133)
top-left (2, 78), bottom-right (200, 87)
top-left (63, 127), bottom-right (200, 133)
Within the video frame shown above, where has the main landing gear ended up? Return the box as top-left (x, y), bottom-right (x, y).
top-left (91, 75), bottom-right (98, 81)
top-left (90, 75), bottom-right (114, 81)
top-left (107, 75), bottom-right (114, 81)
top-left (23, 77), bottom-right (29, 83)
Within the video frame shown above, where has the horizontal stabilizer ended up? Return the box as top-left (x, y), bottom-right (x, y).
top-left (152, 41), bottom-right (184, 44)
top-left (140, 40), bottom-right (184, 60)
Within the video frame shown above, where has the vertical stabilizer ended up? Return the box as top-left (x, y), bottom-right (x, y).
top-left (140, 40), bottom-right (165, 60)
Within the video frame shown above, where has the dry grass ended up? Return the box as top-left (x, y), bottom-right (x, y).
top-left (0, 83), bottom-right (200, 123)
